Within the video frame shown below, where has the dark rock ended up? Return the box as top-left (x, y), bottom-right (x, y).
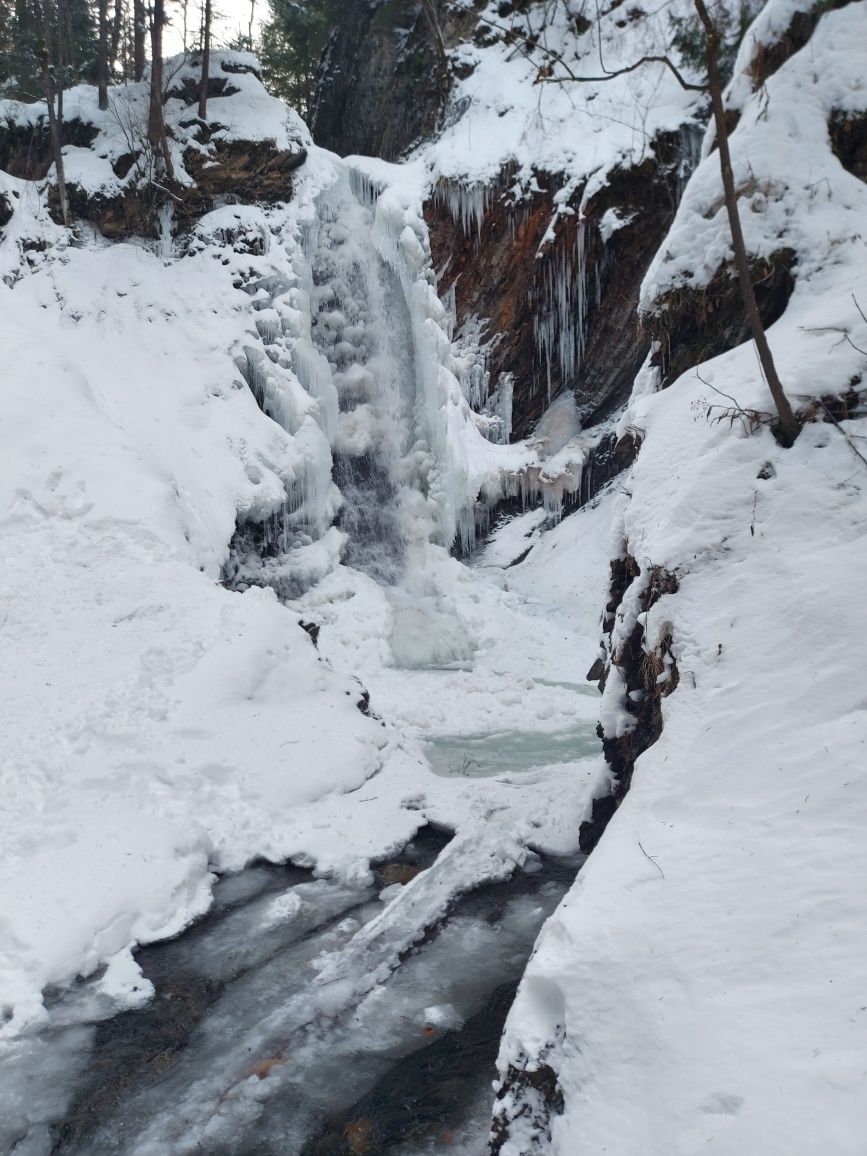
top-left (0, 117), bottom-right (98, 181)
top-left (55, 136), bottom-right (307, 239)
top-left (183, 138), bottom-right (307, 203)
top-left (58, 183), bottom-right (161, 238)
top-left (165, 74), bottom-right (240, 105)
top-left (645, 248), bottom-right (796, 388)
top-left (829, 110), bottom-right (867, 183)
top-left (490, 1057), bottom-right (564, 1154)
top-left (299, 620), bottom-right (321, 647)
top-left (312, 0), bottom-right (463, 159)
top-left (426, 133), bottom-right (683, 441)
top-left (580, 560), bottom-right (680, 854)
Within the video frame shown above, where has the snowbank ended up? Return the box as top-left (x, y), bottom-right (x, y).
top-left (495, 4), bottom-right (867, 1152)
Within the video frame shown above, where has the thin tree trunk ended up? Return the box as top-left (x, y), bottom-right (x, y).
top-left (38, 0), bottom-right (69, 225)
top-left (182, 0), bottom-right (189, 51)
top-left (148, 0), bottom-right (173, 179)
top-left (133, 0), bottom-right (146, 81)
top-left (419, 0), bottom-right (448, 90)
top-left (198, 0), bottom-right (211, 119)
top-left (109, 0), bottom-right (124, 73)
top-left (56, 0), bottom-right (65, 123)
top-left (693, 0), bottom-right (799, 445)
top-left (97, 0), bottom-right (110, 109)
top-left (248, 0), bottom-right (255, 48)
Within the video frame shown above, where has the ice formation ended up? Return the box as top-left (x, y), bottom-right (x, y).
top-left (533, 218), bottom-right (590, 400)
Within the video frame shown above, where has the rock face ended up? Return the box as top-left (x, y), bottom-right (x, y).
top-left (312, 0), bottom-right (449, 160)
top-left (0, 118), bottom-right (98, 181)
top-left (426, 137), bottom-right (686, 440)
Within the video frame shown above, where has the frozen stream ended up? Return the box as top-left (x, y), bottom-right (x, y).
top-left (9, 831), bottom-right (581, 1155)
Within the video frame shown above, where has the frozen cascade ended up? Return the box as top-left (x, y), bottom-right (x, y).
top-left (300, 170), bottom-right (420, 584)
top-left (533, 217), bottom-right (589, 400)
top-left (221, 160), bottom-right (597, 592)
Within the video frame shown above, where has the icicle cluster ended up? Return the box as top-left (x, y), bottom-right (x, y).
top-left (432, 178), bottom-right (495, 239)
top-left (533, 218), bottom-right (589, 399)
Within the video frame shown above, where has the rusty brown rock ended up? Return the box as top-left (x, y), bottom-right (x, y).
top-left (425, 134), bottom-right (682, 441)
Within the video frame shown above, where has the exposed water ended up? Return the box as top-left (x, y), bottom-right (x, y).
top-left (18, 831), bottom-right (582, 1156)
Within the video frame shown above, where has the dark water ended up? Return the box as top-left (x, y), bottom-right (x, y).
top-left (17, 829), bottom-right (580, 1156)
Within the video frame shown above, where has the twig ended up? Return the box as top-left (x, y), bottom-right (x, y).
top-left (151, 179), bottom-right (182, 203)
top-left (818, 399), bottom-right (867, 471)
top-left (638, 840), bottom-right (665, 879)
top-left (801, 325), bottom-right (867, 358)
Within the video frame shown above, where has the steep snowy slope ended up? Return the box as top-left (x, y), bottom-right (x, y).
top-left (494, 2), bottom-right (867, 1152)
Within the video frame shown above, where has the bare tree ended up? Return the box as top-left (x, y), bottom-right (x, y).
top-left (248, 0), bottom-right (255, 48)
top-left (109, 0), bottom-right (124, 74)
top-left (692, 0), bottom-right (798, 444)
top-left (147, 0), bottom-right (174, 177)
top-left (198, 0), bottom-right (212, 119)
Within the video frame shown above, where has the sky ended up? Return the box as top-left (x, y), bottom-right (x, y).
top-left (163, 0), bottom-right (268, 54)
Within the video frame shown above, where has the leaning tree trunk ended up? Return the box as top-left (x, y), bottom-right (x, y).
top-left (694, 0), bottom-right (799, 445)
top-left (198, 0), bottom-right (212, 120)
top-left (420, 0), bottom-right (449, 94)
top-left (55, 0), bottom-right (65, 123)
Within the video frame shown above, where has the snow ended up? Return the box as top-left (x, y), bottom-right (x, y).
top-left (495, 4), bottom-right (867, 1152)
top-left (0, 51), bottom-right (309, 204)
top-left (0, 225), bottom-right (386, 1034)
top-left (4, 2), bottom-right (866, 1148)
top-left (418, 0), bottom-right (705, 200)
top-left (643, 0), bottom-right (867, 304)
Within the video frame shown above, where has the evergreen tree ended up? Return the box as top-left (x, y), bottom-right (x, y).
top-left (257, 0), bottom-right (335, 120)
top-left (0, 0), bottom-right (96, 99)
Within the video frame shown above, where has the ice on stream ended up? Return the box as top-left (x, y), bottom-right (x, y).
top-left (423, 722), bottom-right (601, 778)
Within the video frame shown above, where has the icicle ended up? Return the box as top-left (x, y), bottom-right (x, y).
top-left (677, 122), bottom-right (704, 203)
top-left (155, 203), bottom-right (175, 258)
top-left (432, 178), bottom-right (494, 239)
top-left (532, 217), bottom-right (590, 397)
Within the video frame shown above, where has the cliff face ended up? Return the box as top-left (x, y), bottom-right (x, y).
top-left (312, 0), bottom-right (446, 160)
top-left (426, 136), bottom-right (687, 441)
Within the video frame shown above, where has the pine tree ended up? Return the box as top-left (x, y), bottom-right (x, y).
top-left (258, 0), bottom-right (335, 121)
